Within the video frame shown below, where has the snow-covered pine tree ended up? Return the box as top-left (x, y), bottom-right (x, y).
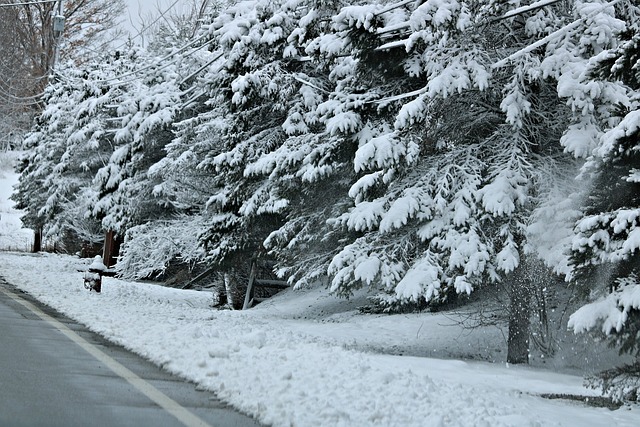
top-left (568, 6), bottom-right (640, 401)
top-left (145, 0), bottom-right (307, 303)
top-left (90, 24), bottom-right (212, 270)
top-left (245, 1), bottom-right (412, 290)
top-left (115, 0), bottom-right (325, 295)
top-left (309, 0), bottom-right (629, 363)
top-left (103, 4), bottom-right (224, 279)
top-left (12, 52), bottom-right (134, 252)
top-left (12, 79), bottom-right (72, 244)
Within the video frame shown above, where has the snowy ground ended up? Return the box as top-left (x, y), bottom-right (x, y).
top-left (0, 149), bottom-right (636, 426)
top-left (0, 151), bottom-right (33, 252)
top-left (0, 252), bottom-right (637, 427)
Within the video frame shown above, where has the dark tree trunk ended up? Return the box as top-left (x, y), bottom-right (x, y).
top-left (507, 258), bottom-right (532, 364)
top-left (32, 226), bottom-right (42, 253)
top-left (102, 230), bottom-right (121, 268)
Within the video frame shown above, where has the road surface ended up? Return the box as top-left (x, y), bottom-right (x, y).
top-left (0, 277), bottom-right (263, 427)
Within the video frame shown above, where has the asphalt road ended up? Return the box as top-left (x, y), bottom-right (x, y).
top-left (0, 278), bottom-right (263, 427)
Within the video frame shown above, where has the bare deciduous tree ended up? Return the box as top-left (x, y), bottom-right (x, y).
top-left (0, 0), bottom-right (126, 136)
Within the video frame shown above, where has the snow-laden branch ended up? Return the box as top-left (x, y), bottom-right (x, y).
top-left (376, 0), bottom-right (563, 42)
top-left (488, 0), bottom-right (564, 23)
top-left (376, 21), bottom-right (411, 36)
top-left (373, 0), bottom-right (415, 17)
top-left (373, 87), bottom-right (426, 105)
top-left (376, 38), bottom-right (408, 51)
top-left (492, 0), bottom-right (625, 69)
top-left (569, 278), bottom-right (640, 335)
top-left (291, 74), bottom-right (330, 94)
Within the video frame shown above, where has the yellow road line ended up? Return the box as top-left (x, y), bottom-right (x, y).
top-left (0, 286), bottom-right (214, 427)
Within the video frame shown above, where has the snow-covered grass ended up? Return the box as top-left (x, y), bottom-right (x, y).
top-left (0, 251), bottom-right (637, 427)
top-left (0, 151), bottom-right (33, 252)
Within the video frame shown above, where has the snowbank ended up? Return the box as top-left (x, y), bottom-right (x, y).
top-left (0, 252), bottom-right (637, 426)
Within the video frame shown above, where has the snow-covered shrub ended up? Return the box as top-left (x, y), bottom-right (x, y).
top-left (116, 217), bottom-right (206, 280)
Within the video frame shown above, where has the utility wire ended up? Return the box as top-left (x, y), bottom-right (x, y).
top-left (0, 84), bottom-right (47, 100)
top-left (0, 79), bottom-right (47, 99)
top-left (108, 46), bottom-right (215, 88)
top-left (113, 0), bottom-right (183, 51)
top-left (0, 63), bottom-right (51, 84)
top-left (5, 1), bottom-right (215, 98)
top-left (492, 0), bottom-right (625, 68)
top-left (8, 3), bottom-right (231, 105)
top-left (0, 76), bottom-right (44, 99)
top-left (0, 85), bottom-right (46, 106)
top-left (66, 33), bottom-right (214, 88)
top-left (178, 51), bottom-right (223, 86)
top-left (0, 0), bottom-right (57, 7)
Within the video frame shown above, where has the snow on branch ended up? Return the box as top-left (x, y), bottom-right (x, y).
top-left (492, 0), bottom-right (625, 69)
top-left (488, 0), bottom-right (564, 23)
top-left (374, 0), bottom-right (415, 17)
top-left (569, 277), bottom-right (640, 335)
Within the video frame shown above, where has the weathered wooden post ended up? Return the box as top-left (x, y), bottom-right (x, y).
top-left (102, 230), bottom-right (120, 268)
top-left (242, 257), bottom-right (259, 310)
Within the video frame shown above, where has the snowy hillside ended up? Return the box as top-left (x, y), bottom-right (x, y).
top-left (0, 152), bottom-right (32, 251)
top-left (0, 252), bottom-right (637, 427)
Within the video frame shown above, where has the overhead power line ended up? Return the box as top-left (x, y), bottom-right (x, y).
top-left (79, 32), bottom-right (213, 86)
top-left (0, 0), bottom-right (58, 7)
top-left (0, 85), bottom-right (46, 107)
top-left (114, 0), bottom-right (182, 51)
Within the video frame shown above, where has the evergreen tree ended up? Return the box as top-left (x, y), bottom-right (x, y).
top-left (568, 9), bottom-right (640, 400)
top-left (292, 0), bottom-right (631, 363)
top-left (101, 2), bottom-right (225, 279)
top-left (156, 0), bottom-right (321, 304)
top-left (13, 1), bottom-right (639, 374)
top-left (13, 50), bottom-right (143, 252)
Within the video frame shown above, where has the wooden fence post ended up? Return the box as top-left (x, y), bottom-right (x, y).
top-left (102, 230), bottom-right (121, 268)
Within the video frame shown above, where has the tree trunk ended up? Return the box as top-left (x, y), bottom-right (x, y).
top-left (223, 273), bottom-right (245, 310)
top-left (32, 226), bottom-right (42, 253)
top-left (507, 259), bottom-right (532, 364)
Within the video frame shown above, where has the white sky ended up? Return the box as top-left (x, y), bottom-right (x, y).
top-left (120, 0), bottom-right (192, 45)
